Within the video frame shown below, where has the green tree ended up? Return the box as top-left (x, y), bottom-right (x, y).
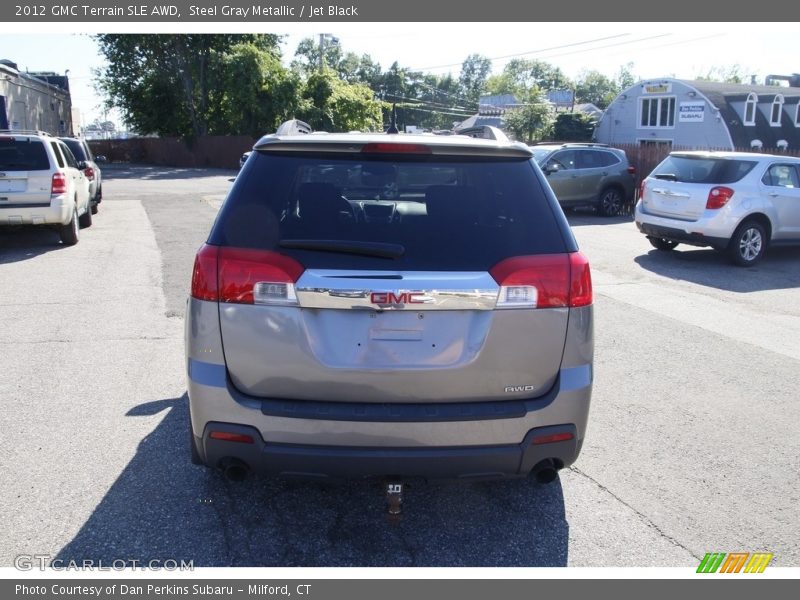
top-left (553, 112), bottom-right (596, 142)
top-left (298, 68), bottom-right (383, 132)
top-left (211, 42), bottom-right (301, 136)
top-left (574, 70), bottom-right (619, 109)
top-left (95, 34), bottom-right (282, 138)
top-left (616, 62), bottom-right (636, 91)
top-left (504, 89), bottom-right (553, 143)
top-left (695, 65), bottom-right (747, 84)
top-left (458, 54), bottom-right (492, 103)
top-left (486, 59), bottom-right (573, 97)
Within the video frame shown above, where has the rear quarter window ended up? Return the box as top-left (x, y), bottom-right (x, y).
top-left (62, 139), bottom-right (88, 161)
top-left (210, 152), bottom-right (570, 271)
top-left (653, 155), bottom-right (757, 184)
top-left (0, 138), bottom-right (50, 170)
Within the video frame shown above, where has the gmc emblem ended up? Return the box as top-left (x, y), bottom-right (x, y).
top-left (370, 291), bottom-right (425, 305)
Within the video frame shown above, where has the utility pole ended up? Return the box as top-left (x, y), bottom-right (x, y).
top-left (317, 33), bottom-right (339, 72)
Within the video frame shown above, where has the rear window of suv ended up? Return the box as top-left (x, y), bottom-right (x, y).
top-left (61, 139), bottom-right (89, 161)
top-left (652, 155), bottom-right (757, 184)
top-left (209, 152), bottom-right (569, 271)
top-left (0, 137), bottom-right (50, 171)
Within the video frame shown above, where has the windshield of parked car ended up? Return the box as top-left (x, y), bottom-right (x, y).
top-left (530, 148), bottom-right (556, 164)
top-left (653, 155), bottom-right (757, 184)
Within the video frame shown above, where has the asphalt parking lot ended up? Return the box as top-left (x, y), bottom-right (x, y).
top-left (1, 164), bottom-right (798, 568)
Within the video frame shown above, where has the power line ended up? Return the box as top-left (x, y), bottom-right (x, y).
top-left (409, 34), bottom-right (630, 71)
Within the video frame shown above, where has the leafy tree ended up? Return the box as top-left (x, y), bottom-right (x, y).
top-left (504, 89), bottom-right (553, 143)
top-left (486, 59), bottom-right (572, 97)
top-left (210, 42), bottom-right (301, 136)
top-left (553, 112), bottom-right (596, 142)
top-left (298, 68), bottom-right (383, 132)
top-left (574, 70), bottom-right (619, 110)
top-left (695, 65), bottom-right (747, 84)
top-left (95, 34), bottom-right (282, 138)
top-left (616, 62), bottom-right (636, 91)
top-left (458, 54), bottom-right (492, 103)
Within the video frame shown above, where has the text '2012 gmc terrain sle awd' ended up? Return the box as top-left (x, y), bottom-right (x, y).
top-left (186, 121), bottom-right (594, 489)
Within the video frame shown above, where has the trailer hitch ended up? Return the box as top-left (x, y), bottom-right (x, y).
top-left (385, 481), bottom-right (404, 522)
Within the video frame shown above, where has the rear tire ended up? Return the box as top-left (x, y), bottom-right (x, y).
top-left (728, 220), bottom-right (766, 266)
top-left (91, 186), bottom-right (102, 214)
top-left (598, 187), bottom-right (623, 217)
top-left (78, 203), bottom-right (93, 228)
top-left (648, 237), bottom-right (679, 251)
top-left (59, 206), bottom-right (79, 245)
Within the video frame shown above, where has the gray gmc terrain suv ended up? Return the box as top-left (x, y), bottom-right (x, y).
top-left (186, 121), bottom-right (594, 485)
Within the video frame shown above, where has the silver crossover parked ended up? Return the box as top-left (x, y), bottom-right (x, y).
top-left (636, 151), bottom-right (800, 266)
top-left (186, 121), bottom-right (594, 484)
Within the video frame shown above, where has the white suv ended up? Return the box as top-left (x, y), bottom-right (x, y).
top-left (636, 151), bottom-right (800, 266)
top-left (0, 130), bottom-right (93, 245)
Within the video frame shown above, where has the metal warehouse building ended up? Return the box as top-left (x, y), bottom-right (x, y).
top-left (595, 76), bottom-right (800, 151)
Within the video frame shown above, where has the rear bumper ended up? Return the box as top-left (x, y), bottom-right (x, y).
top-left (635, 202), bottom-right (730, 249)
top-left (197, 421), bottom-right (580, 480)
top-left (188, 364), bottom-right (592, 479)
top-left (0, 197), bottom-right (71, 226)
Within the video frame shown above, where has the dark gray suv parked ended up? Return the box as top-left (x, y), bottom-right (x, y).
top-left (186, 121), bottom-right (594, 486)
top-left (531, 143), bottom-right (636, 216)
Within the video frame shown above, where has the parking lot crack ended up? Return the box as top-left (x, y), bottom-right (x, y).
top-left (569, 466), bottom-right (700, 560)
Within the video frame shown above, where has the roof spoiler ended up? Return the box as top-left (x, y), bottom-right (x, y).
top-left (275, 119), bottom-right (313, 136)
top-left (455, 126), bottom-right (509, 142)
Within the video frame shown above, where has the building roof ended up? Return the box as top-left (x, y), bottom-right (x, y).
top-left (680, 79), bottom-right (800, 101)
top-left (676, 79), bottom-right (800, 149)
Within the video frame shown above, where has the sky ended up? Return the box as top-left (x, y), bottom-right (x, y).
top-left (0, 23), bottom-right (798, 128)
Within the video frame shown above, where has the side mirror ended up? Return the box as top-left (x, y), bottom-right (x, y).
top-left (95, 155), bottom-right (108, 164)
top-left (77, 160), bottom-right (89, 170)
top-left (544, 162), bottom-right (560, 175)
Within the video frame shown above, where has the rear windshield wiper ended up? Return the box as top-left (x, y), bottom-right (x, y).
top-left (278, 239), bottom-right (405, 259)
top-left (653, 173), bottom-right (678, 181)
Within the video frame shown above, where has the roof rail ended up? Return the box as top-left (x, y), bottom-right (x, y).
top-left (0, 129), bottom-right (52, 136)
top-left (456, 125), bottom-right (509, 142)
top-left (275, 119), bottom-right (312, 136)
top-left (562, 142), bottom-right (610, 148)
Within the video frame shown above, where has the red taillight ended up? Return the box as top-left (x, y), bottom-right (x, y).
top-left (627, 165), bottom-right (636, 175)
top-left (84, 167), bottom-right (95, 181)
top-left (489, 252), bottom-right (592, 309)
top-left (706, 186), bottom-right (734, 210)
top-left (209, 431), bottom-right (255, 444)
top-left (532, 432), bottom-right (574, 445)
top-left (191, 244), bottom-right (220, 301)
top-left (639, 179), bottom-right (646, 201)
top-left (361, 142), bottom-right (432, 154)
top-left (218, 247), bottom-right (304, 305)
top-left (190, 245), bottom-right (306, 304)
top-left (51, 172), bottom-right (68, 195)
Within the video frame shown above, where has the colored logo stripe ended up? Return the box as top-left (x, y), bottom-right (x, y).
top-left (697, 553), bottom-right (726, 573)
top-left (720, 553), bottom-right (749, 573)
top-left (744, 553), bottom-right (773, 573)
top-left (697, 552), bottom-right (773, 573)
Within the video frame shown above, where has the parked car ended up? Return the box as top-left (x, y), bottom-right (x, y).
top-left (186, 120), bottom-right (594, 486)
top-left (636, 151), bottom-right (800, 266)
top-left (0, 130), bottom-right (92, 245)
top-left (531, 143), bottom-right (636, 216)
top-left (239, 151), bottom-right (252, 170)
top-left (59, 137), bottom-right (103, 214)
